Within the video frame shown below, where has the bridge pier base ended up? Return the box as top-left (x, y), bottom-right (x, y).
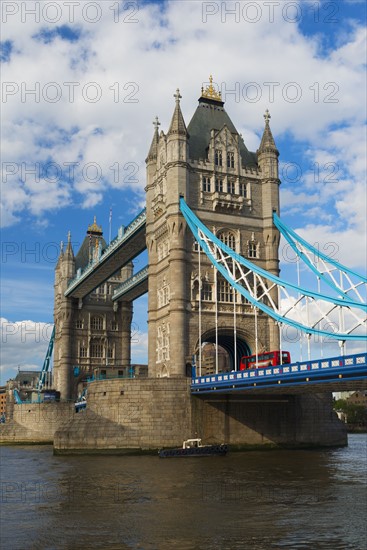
top-left (51, 379), bottom-right (347, 454)
top-left (191, 392), bottom-right (347, 449)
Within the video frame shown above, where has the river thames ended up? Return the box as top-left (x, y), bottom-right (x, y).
top-left (1, 434), bottom-right (366, 549)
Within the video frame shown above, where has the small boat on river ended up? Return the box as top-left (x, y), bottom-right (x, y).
top-left (158, 438), bottom-right (228, 458)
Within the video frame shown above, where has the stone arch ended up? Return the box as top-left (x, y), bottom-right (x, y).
top-left (197, 327), bottom-right (254, 372)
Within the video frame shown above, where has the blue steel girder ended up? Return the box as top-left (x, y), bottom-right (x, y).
top-left (274, 213), bottom-right (367, 305)
top-left (37, 325), bottom-right (55, 391)
top-left (179, 198), bottom-right (367, 341)
top-left (191, 352), bottom-right (367, 395)
top-left (65, 209), bottom-right (147, 299)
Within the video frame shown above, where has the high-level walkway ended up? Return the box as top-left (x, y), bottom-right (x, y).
top-left (65, 209), bottom-right (146, 299)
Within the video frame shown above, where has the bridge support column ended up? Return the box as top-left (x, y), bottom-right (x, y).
top-left (120, 301), bottom-right (133, 370)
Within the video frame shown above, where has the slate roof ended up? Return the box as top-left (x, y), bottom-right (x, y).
top-left (187, 98), bottom-right (258, 167)
top-left (75, 235), bottom-right (107, 271)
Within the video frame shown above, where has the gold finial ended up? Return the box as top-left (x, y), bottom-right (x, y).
top-left (174, 88), bottom-right (182, 103)
top-left (201, 75), bottom-right (222, 102)
top-left (264, 109), bottom-right (271, 124)
top-left (87, 216), bottom-right (103, 235)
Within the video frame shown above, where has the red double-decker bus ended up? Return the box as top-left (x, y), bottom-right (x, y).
top-left (240, 350), bottom-right (291, 370)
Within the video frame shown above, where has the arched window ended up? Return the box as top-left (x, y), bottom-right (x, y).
top-left (227, 151), bottom-right (235, 168)
top-left (218, 231), bottom-right (236, 251)
top-left (215, 150), bottom-right (222, 166)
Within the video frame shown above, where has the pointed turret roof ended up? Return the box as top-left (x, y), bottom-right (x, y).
top-left (258, 110), bottom-right (279, 156)
top-left (75, 217), bottom-right (107, 270)
top-left (146, 116), bottom-right (160, 162)
top-left (167, 89), bottom-right (188, 137)
top-left (187, 76), bottom-right (257, 167)
top-left (65, 231), bottom-right (74, 259)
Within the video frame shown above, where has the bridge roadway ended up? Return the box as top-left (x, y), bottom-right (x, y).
top-left (112, 266), bottom-right (148, 302)
top-left (191, 352), bottom-right (367, 395)
top-left (65, 209), bottom-right (147, 299)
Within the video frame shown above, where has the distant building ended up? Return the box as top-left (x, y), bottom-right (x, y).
top-left (14, 370), bottom-right (41, 389)
top-left (347, 391), bottom-right (367, 407)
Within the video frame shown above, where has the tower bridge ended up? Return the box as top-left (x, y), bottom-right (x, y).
top-left (31, 77), bottom-right (366, 452)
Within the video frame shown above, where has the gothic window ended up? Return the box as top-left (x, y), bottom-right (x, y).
top-left (248, 241), bottom-right (258, 258)
top-left (202, 176), bottom-right (211, 192)
top-left (156, 323), bottom-right (170, 363)
top-left (239, 182), bottom-right (247, 197)
top-left (217, 277), bottom-right (233, 303)
top-left (215, 150), bottom-right (222, 166)
top-left (107, 346), bottom-right (114, 359)
top-left (227, 151), bottom-right (235, 168)
top-left (201, 282), bottom-right (212, 301)
top-left (90, 340), bottom-right (103, 358)
top-left (227, 180), bottom-right (235, 194)
top-left (91, 316), bottom-right (103, 330)
top-left (80, 345), bottom-right (87, 358)
top-left (76, 319), bottom-right (83, 329)
top-left (111, 321), bottom-right (118, 331)
top-left (158, 279), bottom-right (170, 308)
top-left (215, 178), bottom-right (223, 192)
top-left (158, 239), bottom-right (169, 261)
top-left (218, 231), bottom-right (236, 250)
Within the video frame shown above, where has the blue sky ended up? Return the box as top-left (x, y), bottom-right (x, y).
top-left (1, 0), bottom-right (366, 382)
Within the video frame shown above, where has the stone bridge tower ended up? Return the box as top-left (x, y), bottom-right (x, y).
top-left (53, 220), bottom-right (133, 400)
top-left (145, 78), bottom-right (280, 378)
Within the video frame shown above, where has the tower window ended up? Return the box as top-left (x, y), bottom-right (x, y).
top-left (248, 242), bottom-right (258, 258)
top-left (76, 319), bottom-right (83, 329)
top-left (80, 346), bottom-right (87, 358)
top-left (227, 151), bottom-right (235, 168)
top-left (215, 178), bottom-right (223, 192)
top-left (218, 231), bottom-right (236, 250)
top-left (90, 341), bottom-right (103, 358)
top-left (217, 278), bottom-right (233, 303)
top-left (239, 182), bottom-right (247, 197)
top-left (202, 176), bottom-right (211, 192)
top-left (201, 282), bottom-right (212, 301)
top-left (227, 181), bottom-right (235, 194)
top-left (111, 321), bottom-right (118, 331)
top-left (91, 316), bottom-right (103, 330)
top-left (215, 150), bottom-right (222, 167)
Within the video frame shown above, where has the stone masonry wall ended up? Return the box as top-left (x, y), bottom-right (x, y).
top-left (54, 378), bottom-right (192, 453)
top-left (0, 402), bottom-right (74, 443)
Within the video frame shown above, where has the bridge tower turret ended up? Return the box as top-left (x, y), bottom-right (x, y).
top-left (54, 232), bottom-right (75, 399)
top-left (257, 109), bottom-right (281, 350)
top-left (145, 90), bottom-right (190, 377)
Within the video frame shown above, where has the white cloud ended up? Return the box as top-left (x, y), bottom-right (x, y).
top-left (0, 318), bottom-right (53, 382)
top-left (1, 1), bottom-right (365, 230)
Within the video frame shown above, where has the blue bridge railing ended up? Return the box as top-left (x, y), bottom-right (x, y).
top-left (191, 352), bottom-right (367, 393)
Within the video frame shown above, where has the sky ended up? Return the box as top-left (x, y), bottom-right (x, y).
top-left (1, 0), bottom-right (366, 382)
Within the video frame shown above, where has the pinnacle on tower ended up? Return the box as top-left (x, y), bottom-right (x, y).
top-left (167, 89), bottom-right (188, 137)
top-left (146, 116), bottom-right (160, 162)
top-left (65, 230), bottom-right (74, 258)
top-left (258, 109), bottom-right (279, 156)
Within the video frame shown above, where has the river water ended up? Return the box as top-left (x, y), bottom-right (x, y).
top-left (1, 434), bottom-right (366, 550)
